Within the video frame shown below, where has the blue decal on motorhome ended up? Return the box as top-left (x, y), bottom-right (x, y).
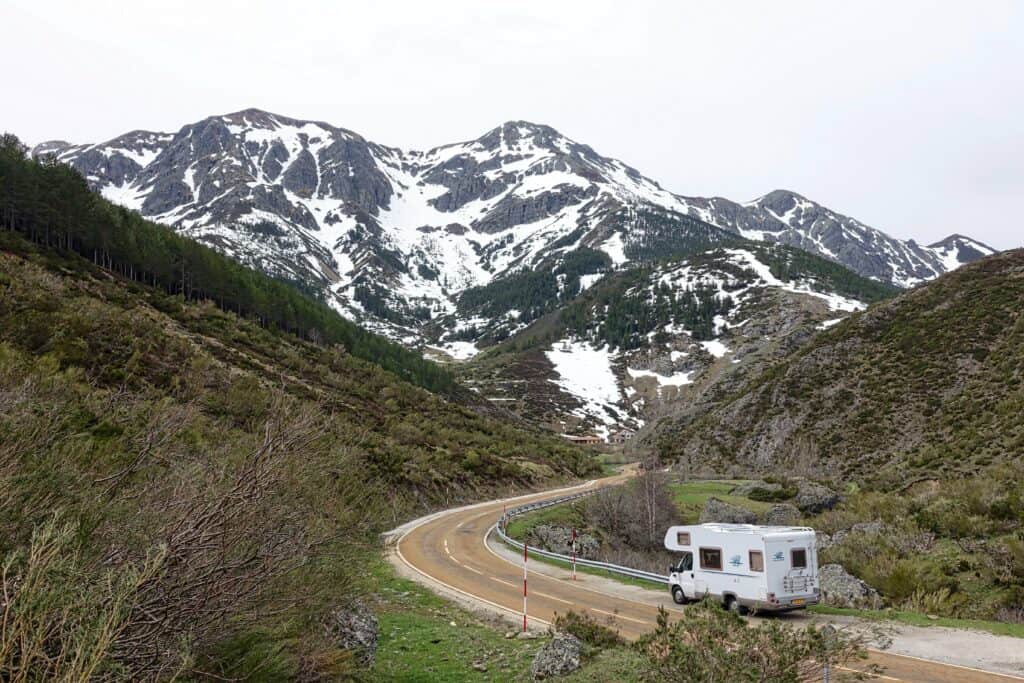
top-left (729, 555), bottom-right (742, 567)
top-left (772, 551), bottom-right (785, 562)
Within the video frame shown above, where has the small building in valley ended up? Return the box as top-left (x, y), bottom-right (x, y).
top-left (562, 434), bottom-right (603, 446)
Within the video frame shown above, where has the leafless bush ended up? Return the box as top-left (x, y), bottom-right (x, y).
top-left (596, 545), bottom-right (676, 575)
top-left (109, 394), bottom-right (326, 678)
top-left (585, 469), bottom-right (675, 552)
top-left (996, 605), bottom-right (1024, 625)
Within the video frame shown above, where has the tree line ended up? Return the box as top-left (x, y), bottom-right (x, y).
top-left (0, 134), bottom-right (455, 394)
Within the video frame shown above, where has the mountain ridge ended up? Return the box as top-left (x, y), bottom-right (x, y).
top-left (31, 107), bottom-right (996, 349)
top-left (656, 247), bottom-right (1024, 485)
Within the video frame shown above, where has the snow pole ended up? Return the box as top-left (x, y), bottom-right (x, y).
top-left (523, 542), bottom-right (529, 632)
top-left (571, 527), bottom-right (577, 580)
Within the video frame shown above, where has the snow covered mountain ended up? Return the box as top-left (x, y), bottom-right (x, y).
top-left (34, 108), bottom-right (995, 348)
top-left (682, 191), bottom-right (997, 288)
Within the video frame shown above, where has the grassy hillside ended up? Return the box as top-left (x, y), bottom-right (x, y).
top-left (0, 224), bottom-right (596, 677)
top-left (659, 248), bottom-right (1024, 486)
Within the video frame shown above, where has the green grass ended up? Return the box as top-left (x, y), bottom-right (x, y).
top-left (370, 562), bottom-right (542, 681)
top-left (809, 605), bottom-right (1024, 639)
top-left (369, 561), bottom-right (649, 681)
top-left (561, 647), bottom-right (650, 681)
top-left (670, 480), bottom-right (772, 523)
top-left (504, 502), bottom-right (583, 540)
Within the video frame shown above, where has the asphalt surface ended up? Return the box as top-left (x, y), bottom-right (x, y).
top-left (390, 473), bottom-right (1024, 682)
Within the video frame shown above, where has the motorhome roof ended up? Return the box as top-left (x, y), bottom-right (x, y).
top-left (697, 523), bottom-right (815, 535)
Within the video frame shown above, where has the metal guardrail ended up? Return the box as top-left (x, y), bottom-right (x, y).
top-left (492, 489), bottom-right (669, 585)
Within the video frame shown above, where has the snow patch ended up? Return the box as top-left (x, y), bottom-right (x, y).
top-left (626, 367), bottom-right (694, 388)
top-left (546, 340), bottom-right (624, 437)
top-left (601, 233), bottom-right (628, 266)
top-left (699, 340), bottom-right (730, 358)
top-left (579, 273), bottom-right (604, 292)
top-left (429, 341), bottom-right (479, 360)
top-left (816, 318), bottom-right (845, 330)
top-left (724, 249), bottom-right (865, 312)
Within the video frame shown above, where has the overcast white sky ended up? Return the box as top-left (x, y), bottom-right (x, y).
top-left (4, 1), bottom-right (1021, 249)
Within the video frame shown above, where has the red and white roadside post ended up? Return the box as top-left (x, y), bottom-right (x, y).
top-left (571, 527), bottom-right (578, 580)
top-left (522, 542), bottom-right (529, 632)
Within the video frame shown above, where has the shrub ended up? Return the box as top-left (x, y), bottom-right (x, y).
top-left (900, 587), bottom-right (967, 616)
top-left (747, 486), bottom-right (797, 502)
top-left (552, 611), bottom-right (624, 649)
top-left (636, 601), bottom-right (874, 682)
top-left (877, 558), bottom-right (959, 603)
top-left (915, 497), bottom-right (992, 538)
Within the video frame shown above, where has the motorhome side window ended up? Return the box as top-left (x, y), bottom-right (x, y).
top-left (676, 531), bottom-right (691, 546)
top-left (699, 547), bottom-right (722, 570)
top-left (749, 550), bottom-right (764, 572)
top-left (791, 548), bottom-right (807, 569)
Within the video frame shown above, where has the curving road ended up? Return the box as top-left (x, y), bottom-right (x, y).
top-left (389, 474), bottom-right (1024, 682)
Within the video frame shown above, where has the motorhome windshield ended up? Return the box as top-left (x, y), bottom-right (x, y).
top-left (674, 553), bottom-right (692, 572)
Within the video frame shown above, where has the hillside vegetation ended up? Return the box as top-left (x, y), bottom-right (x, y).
top-left (659, 248), bottom-right (1024, 486)
top-left (0, 162), bottom-right (597, 678)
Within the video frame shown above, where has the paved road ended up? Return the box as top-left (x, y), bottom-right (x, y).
top-left (391, 474), bottom-right (1024, 682)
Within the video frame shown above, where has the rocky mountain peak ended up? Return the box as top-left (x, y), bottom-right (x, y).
top-left (30, 139), bottom-right (74, 157)
top-left (928, 233), bottom-right (996, 251)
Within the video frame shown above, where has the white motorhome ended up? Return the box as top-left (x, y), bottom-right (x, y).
top-left (663, 523), bottom-right (820, 614)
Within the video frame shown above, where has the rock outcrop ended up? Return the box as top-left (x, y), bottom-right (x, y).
top-left (818, 564), bottom-right (883, 609)
top-left (762, 503), bottom-right (802, 526)
top-left (793, 481), bottom-right (842, 514)
top-left (699, 497), bottom-right (757, 524)
top-left (326, 601), bottom-right (379, 665)
top-left (526, 524), bottom-right (600, 559)
top-left (531, 632), bottom-right (583, 679)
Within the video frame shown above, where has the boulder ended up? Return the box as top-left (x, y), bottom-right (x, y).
top-left (793, 481), bottom-right (842, 514)
top-left (819, 564), bottom-right (882, 609)
top-left (531, 632), bottom-right (582, 679)
top-left (762, 503), bottom-right (802, 526)
top-left (699, 497), bottom-right (757, 524)
top-left (526, 525), bottom-right (600, 559)
top-left (325, 601), bottom-right (379, 665)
